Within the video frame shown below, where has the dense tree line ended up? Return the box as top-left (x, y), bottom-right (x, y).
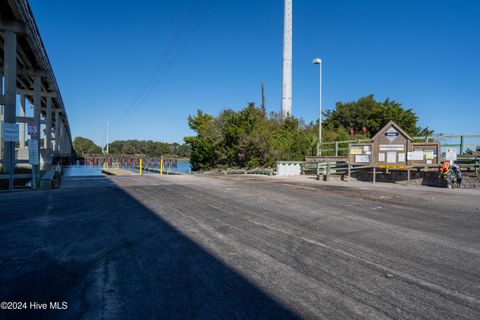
top-left (185, 96), bottom-right (432, 170)
top-left (73, 137), bottom-right (191, 157)
top-left (184, 103), bottom-right (349, 171)
top-left (107, 140), bottom-right (191, 157)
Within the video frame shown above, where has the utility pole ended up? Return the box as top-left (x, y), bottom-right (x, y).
top-left (106, 121), bottom-right (109, 155)
top-left (313, 59), bottom-right (322, 156)
top-left (281, 0), bottom-right (293, 118)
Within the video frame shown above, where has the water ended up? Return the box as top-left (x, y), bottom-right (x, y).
top-left (145, 161), bottom-right (192, 174)
top-left (63, 161), bottom-right (191, 177)
top-left (63, 165), bottom-right (103, 177)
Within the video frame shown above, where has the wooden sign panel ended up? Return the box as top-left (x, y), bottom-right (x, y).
top-left (409, 142), bottom-right (441, 166)
top-left (371, 122), bottom-right (412, 168)
top-left (349, 143), bottom-right (373, 165)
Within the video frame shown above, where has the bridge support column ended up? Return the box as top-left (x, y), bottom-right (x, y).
top-left (19, 95), bottom-right (26, 149)
top-left (32, 75), bottom-right (42, 188)
top-left (54, 110), bottom-right (60, 155)
top-left (64, 130), bottom-right (71, 156)
top-left (3, 30), bottom-right (17, 192)
top-left (0, 71), bottom-right (3, 161)
top-left (59, 124), bottom-right (65, 156)
top-left (44, 96), bottom-right (53, 169)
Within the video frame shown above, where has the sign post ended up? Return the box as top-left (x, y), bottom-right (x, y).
top-left (2, 123), bottom-right (19, 191)
top-left (27, 122), bottom-right (38, 136)
top-left (445, 148), bottom-right (457, 163)
top-left (2, 123), bottom-right (19, 142)
top-left (28, 122), bottom-right (39, 189)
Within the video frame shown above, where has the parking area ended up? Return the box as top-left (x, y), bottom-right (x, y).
top-left (1, 174), bottom-right (480, 319)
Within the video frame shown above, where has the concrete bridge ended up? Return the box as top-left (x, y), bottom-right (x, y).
top-left (0, 0), bottom-right (73, 190)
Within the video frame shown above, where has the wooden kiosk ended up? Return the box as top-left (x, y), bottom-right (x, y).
top-left (348, 121), bottom-right (441, 182)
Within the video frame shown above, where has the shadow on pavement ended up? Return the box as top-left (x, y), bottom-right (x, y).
top-left (0, 176), bottom-right (300, 320)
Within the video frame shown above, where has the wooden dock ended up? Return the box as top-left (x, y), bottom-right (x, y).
top-left (101, 168), bottom-right (138, 176)
top-left (132, 166), bottom-right (186, 175)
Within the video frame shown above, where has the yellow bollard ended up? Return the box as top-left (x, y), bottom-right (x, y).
top-left (139, 159), bottom-right (143, 176)
top-left (160, 157), bottom-right (163, 176)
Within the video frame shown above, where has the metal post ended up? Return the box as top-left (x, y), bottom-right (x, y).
top-left (313, 58), bottom-right (322, 156)
top-left (347, 162), bottom-right (351, 182)
top-left (460, 136), bottom-right (464, 155)
top-left (106, 121), bottom-right (109, 154)
top-left (19, 95), bottom-right (26, 148)
top-left (3, 30), bottom-right (17, 191)
top-left (373, 167), bottom-right (376, 184)
top-left (281, 0), bottom-right (293, 118)
top-left (319, 60), bottom-right (322, 156)
top-left (407, 168), bottom-right (411, 184)
top-left (335, 141), bottom-right (338, 156)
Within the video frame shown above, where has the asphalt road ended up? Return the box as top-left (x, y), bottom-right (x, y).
top-left (1, 174), bottom-right (480, 319)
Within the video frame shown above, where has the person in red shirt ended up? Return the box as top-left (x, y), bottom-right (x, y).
top-left (440, 161), bottom-right (454, 188)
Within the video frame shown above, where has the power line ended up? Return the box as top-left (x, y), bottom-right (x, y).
top-left (112, 0), bottom-right (204, 123)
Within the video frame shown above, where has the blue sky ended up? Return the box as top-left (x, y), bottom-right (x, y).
top-left (30, 0), bottom-right (480, 146)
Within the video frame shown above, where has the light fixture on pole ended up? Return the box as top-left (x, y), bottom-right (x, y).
top-left (312, 58), bottom-right (322, 156)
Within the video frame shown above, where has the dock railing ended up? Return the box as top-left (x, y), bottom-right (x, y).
top-left (318, 135), bottom-right (480, 156)
top-left (292, 155), bottom-right (479, 184)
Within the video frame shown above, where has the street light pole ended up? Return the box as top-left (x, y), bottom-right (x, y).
top-left (313, 58), bottom-right (322, 156)
top-left (106, 121), bottom-right (109, 155)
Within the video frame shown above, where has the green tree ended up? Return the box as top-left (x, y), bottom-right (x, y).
top-left (184, 110), bottom-right (219, 170)
top-left (323, 95), bottom-right (429, 137)
top-left (185, 104), bottom-right (318, 170)
top-left (184, 97), bottom-right (433, 170)
top-left (73, 137), bottom-right (102, 156)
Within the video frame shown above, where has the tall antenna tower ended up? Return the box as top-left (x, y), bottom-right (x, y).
top-left (281, 0), bottom-right (293, 118)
